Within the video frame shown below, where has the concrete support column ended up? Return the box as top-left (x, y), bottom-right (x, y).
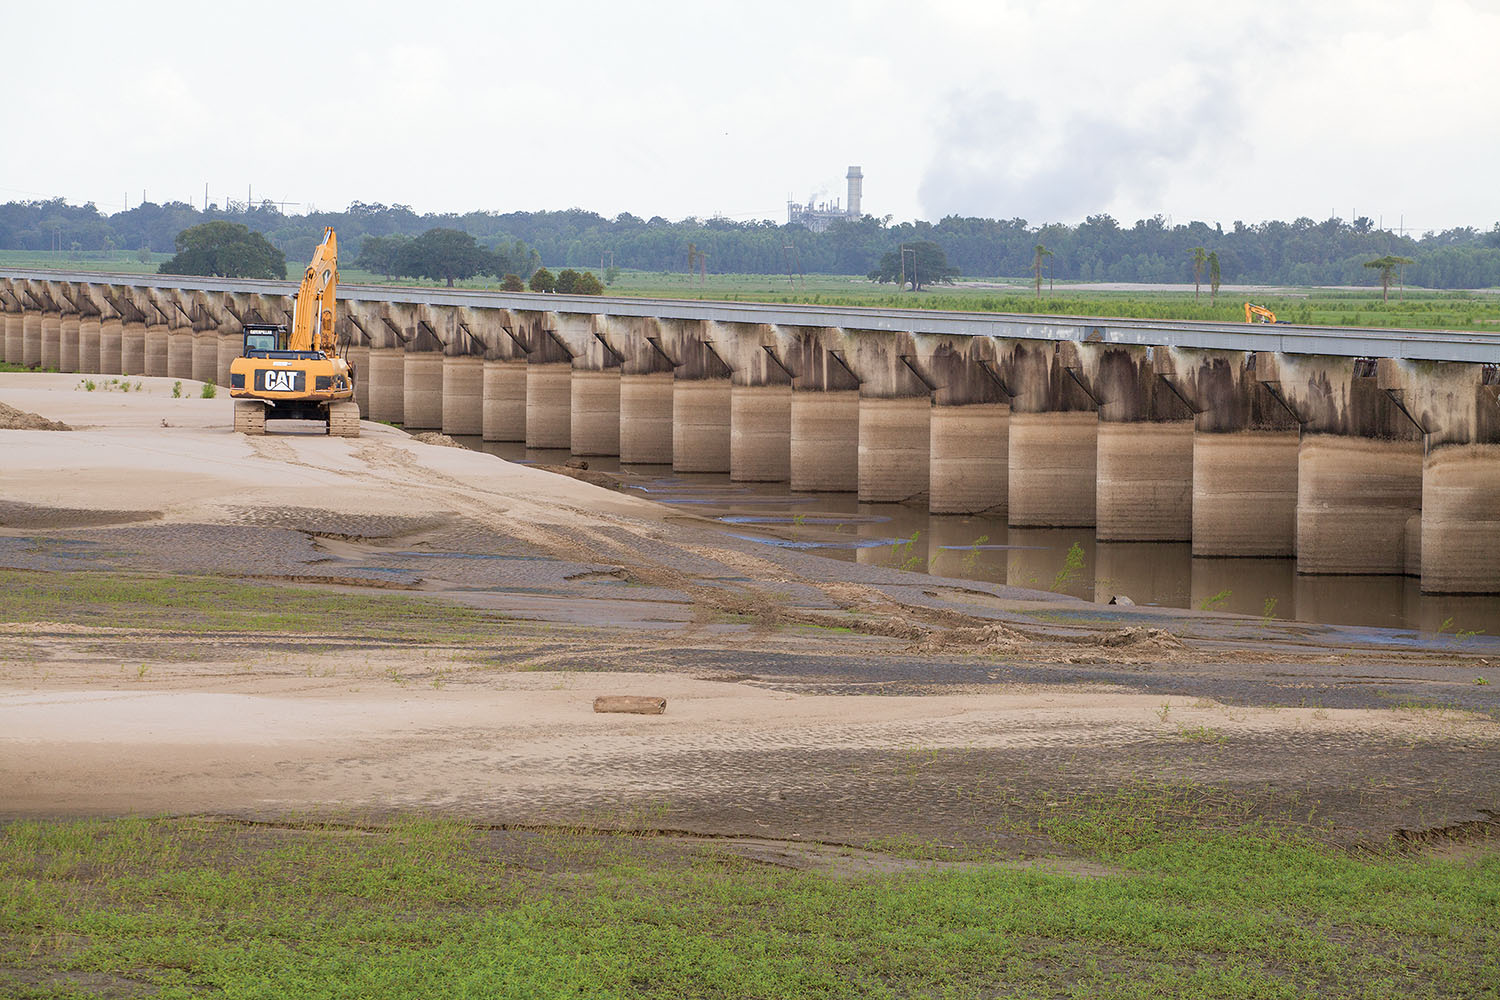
top-left (527, 362), bottom-right (572, 448)
top-left (344, 345), bottom-right (370, 416)
top-left (722, 324), bottom-right (792, 480)
top-left (620, 372), bottom-right (673, 463)
top-left (1379, 358), bottom-right (1500, 593)
top-left (1164, 348), bottom-right (1300, 557)
top-left (916, 336), bottom-right (1010, 515)
top-left (144, 323), bottom-right (169, 377)
top-left (168, 325), bottom-right (194, 379)
top-left (2, 312), bottom-right (20, 364)
top-left (442, 355), bottom-right (484, 436)
top-left (78, 318), bottom-right (101, 374)
top-left (22, 311), bottom-right (41, 368)
top-left (215, 330), bottom-right (241, 386)
top-left (483, 360), bottom-right (527, 442)
top-left (552, 312), bottom-right (621, 457)
top-left (1258, 353), bottom-right (1424, 575)
top-left (1070, 344), bottom-right (1195, 541)
top-left (859, 396), bottom-right (930, 503)
top-left (781, 327), bottom-right (860, 492)
top-left (403, 353), bottom-right (444, 429)
top-left (1002, 340), bottom-right (1098, 527)
top-left (366, 348), bottom-right (406, 424)
top-left (929, 403), bottom-right (1009, 514)
top-left (571, 369), bottom-right (621, 455)
top-left (791, 390), bottom-right (858, 491)
top-left (732, 384), bottom-right (792, 480)
top-left (191, 327), bottom-right (217, 384)
top-left (40, 314), bottom-right (61, 370)
top-left (121, 321), bottom-right (146, 376)
top-left (519, 313), bottom-right (573, 449)
top-left (666, 321), bottom-right (731, 472)
top-left (59, 316), bottom-right (80, 372)
top-left (100, 319), bottom-right (123, 374)
top-left (674, 380), bottom-right (731, 471)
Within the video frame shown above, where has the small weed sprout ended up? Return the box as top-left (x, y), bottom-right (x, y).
top-left (82, 378), bottom-right (96, 391)
top-left (1199, 589), bottom-right (1232, 612)
top-left (962, 534), bottom-right (989, 574)
top-left (200, 382), bottom-right (217, 399)
top-left (1261, 596), bottom-right (1278, 623)
top-left (1053, 542), bottom-right (1086, 591)
top-left (172, 380), bottom-right (182, 398)
top-left (1475, 677), bottom-right (1490, 686)
top-left (1155, 701), bottom-right (1172, 723)
top-left (135, 663), bottom-right (149, 681)
top-left (134, 381), bottom-right (143, 392)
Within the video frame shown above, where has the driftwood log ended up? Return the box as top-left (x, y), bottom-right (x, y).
top-left (593, 696), bottom-right (667, 715)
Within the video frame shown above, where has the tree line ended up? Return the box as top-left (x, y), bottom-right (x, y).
top-left (5, 197), bottom-right (1500, 289)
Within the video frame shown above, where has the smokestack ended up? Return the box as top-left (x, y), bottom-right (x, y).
top-left (846, 166), bottom-right (863, 218)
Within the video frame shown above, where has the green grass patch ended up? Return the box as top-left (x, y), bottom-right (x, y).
top-left (0, 569), bottom-right (510, 642)
top-left (0, 812), bottom-right (1495, 998)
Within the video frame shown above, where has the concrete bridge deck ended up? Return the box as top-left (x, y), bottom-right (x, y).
top-left (3, 269), bottom-right (1498, 593)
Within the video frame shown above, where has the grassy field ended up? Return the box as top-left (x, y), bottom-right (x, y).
top-left (2, 804), bottom-right (1495, 999)
top-left (0, 570), bottom-right (513, 644)
top-left (5, 250), bottom-right (1496, 332)
top-left (0, 250), bottom-right (172, 275)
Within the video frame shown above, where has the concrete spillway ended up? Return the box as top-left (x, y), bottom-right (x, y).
top-left (3, 270), bottom-right (1499, 593)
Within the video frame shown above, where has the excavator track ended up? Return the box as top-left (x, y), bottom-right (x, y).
top-left (327, 400), bottom-right (361, 438)
top-left (233, 400), bottom-right (267, 435)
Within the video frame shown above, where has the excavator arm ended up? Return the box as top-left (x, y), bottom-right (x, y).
top-left (1244, 302), bottom-right (1278, 324)
top-left (287, 228), bottom-right (338, 353)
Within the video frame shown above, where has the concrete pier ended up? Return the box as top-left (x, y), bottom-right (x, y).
top-left (59, 315), bottom-right (80, 373)
top-left (919, 337), bottom-right (1010, 515)
top-left (1003, 340), bottom-right (1098, 527)
top-left (401, 315), bottom-right (444, 430)
top-left (40, 314), bottom-right (60, 371)
top-left (785, 328), bottom-right (860, 492)
top-left (22, 311), bottom-right (41, 368)
top-left (554, 313), bottom-right (620, 457)
top-left (483, 360), bottom-right (527, 442)
top-left (100, 319), bottom-right (123, 374)
top-left (1164, 348), bottom-right (1300, 557)
top-left (168, 318), bottom-right (194, 380)
top-left (845, 329), bottom-right (931, 504)
top-left (78, 318), bottom-right (100, 374)
top-left (365, 348), bottom-right (405, 424)
top-left (667, 321), bottom-right (731, 473)
top-left (441, 356), bottom-right (483, 435)
top-left (1380, 358), bottom-right (1500, 592)
top-left (1258, 353), bottom-right (1423, 575)
top-left (520, 313), bottom-right (572, 449)
top-left (1071, 344), bottom-right (1195, 541)
top-left (722, 324), bottom-right (792, 481)
top-left (121, 321), bottom-right (146, 376)
top-left (2, 311), bottom-right (20, 364)
top-left (144, 323), bottom-right (169, 377)
top-left (344, 345), bottom-right (370, 414)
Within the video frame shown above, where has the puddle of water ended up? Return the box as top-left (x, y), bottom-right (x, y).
top-left (457, 438), bottom-right (1500, 638)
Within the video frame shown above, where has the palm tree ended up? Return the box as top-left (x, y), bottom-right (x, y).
top-left (1364, 255), bottom-right (1413, 302)
top-left (1032, 244), bottom-right (1053, 298)
top-left (1208, 251), bottom-right (1221, 305)
top-left (1188, 246), bottom-right (1208, 301)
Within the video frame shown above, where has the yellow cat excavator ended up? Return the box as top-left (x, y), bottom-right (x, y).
top-left (1244, 302), bottom-right (1287, 324)
top-left (230, 227), bottom-right (359, 436)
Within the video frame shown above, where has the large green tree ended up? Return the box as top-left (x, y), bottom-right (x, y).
top-left (355, 234), bottom-right (409, 277)
top-left (867, 240), bottom-right (959, 290)
top-left (158, 221), bottom-right (285, 279)
top-left (397, 228), bottom-right (491, 286)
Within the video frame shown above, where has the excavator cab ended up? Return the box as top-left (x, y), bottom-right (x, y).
top-left (242, 324), bottom-right (286, 355)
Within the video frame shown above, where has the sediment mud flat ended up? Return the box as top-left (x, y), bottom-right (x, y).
top-left (3, 372), bottom-right (1498, 849)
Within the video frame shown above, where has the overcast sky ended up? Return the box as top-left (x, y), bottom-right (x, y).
top-left (6, 0), bottom-right (1497, 232)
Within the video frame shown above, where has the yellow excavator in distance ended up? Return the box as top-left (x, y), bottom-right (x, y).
top-left (229, 227), bottom-right (359, 436)
top-left (1244, 302), bottom-right (1288, 325)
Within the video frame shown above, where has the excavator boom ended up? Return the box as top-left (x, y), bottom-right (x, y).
top-left (288, 229), bottom-right (338, 354)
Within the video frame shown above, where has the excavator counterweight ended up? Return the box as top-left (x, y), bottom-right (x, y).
top-left (228, 228), bottom-right (359, 436)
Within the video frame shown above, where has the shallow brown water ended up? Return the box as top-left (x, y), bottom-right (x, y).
top-left (459, 438), bottom-right (1500, 638)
